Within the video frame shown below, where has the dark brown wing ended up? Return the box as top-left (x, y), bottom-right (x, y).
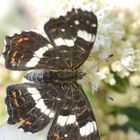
top-left (5, 82), bottom-right (65, 133)
top-left (44, 8), bottom-right (98, 69)
top-left (3, 31), bottom-right (68, 70)
top-left (3, 9), bottom-right (97, 71)
top-left (5, 82), bottom-right (100, 140)
top-left (47, 83), bottom-right (100, 140)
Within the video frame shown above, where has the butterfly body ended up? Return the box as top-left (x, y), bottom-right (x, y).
top-left (25, 69), bottom-right (84, 83)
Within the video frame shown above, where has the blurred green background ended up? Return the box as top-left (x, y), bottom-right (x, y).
top-left (0, 0), bottom-right (140, 140)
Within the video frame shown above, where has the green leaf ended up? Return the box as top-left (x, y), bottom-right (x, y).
top-left (121, 107), bottom-right (140, 120)
top-left (110, 107), bottom-right (140, 133)
top-left (107, 73), bottom-right (128, 93)
top-left (110, 119), bottom-right (140, 133)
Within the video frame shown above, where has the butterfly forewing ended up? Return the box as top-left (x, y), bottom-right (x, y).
top-left (4, 9), bottom-right (97, 70)
top-left (45, 9), bottom-right (98, 69)
top-left (4, 31), bottom-right (67, 70)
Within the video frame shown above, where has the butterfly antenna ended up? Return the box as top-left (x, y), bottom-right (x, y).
top-left (86, 54), bottom-right (113, 74)
top-left (89, 82), bottom-right (114, 101)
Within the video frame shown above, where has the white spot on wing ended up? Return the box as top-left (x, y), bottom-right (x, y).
top-left (67, 115), bottom-right (76, 125)
top-left (74, 20), bottom-right (80, 25)
top-left (57, 115), bottom-right (76, 126)
top-left (80, 121), bottom-right (97, 136)
top-left (27, 87), bottom-right (40, 94)
top-left (54, 38), bottom-right (74, 47)
top-left (56, 98), bottom-right (61, 101)
top-left (27, 87), bottom-right (55, 118)
top-left (45, 108), bottom-right (50, 114)
top-left (80, 123), bottom-right (86, 136)
top-left (77, 30), bottom-right (95, 42)
top-left (56, 56), bottom-right (60, 60)
top-left (2, 40), bottom-right (6, 53)
top-left (26, 44), bottom-right (54, 67)
top-left (92, 24), bottom-right (97, 27)
top-left (93, 121), bottom-right (97, 131)
top-left (54, 38), bottom-right (64, 46)
top-left (47, 44), bottom-right (54, 49)
top-left (27, 88), bottom-right (43, 108)
top-left (49, 112), bottom-right (55, 118)
top-left (27, 87), bottom-right (40, 100)
top-left (26, 57), bottom-right (40, 67)
top-left (35, 46), bottom-right (49, 58)
top-left (36, 99), bottom-right (47, 112)
top-left (86, 20), bottom-right (89, 24)
top-left (86, 121), bottom-right (91, 136)
top-left (64, 134), bottom-right (68, 137)
top-left (64, 39), bottom-right (74, 46)
top-left (61, 29), bottom-right (65, 32)
top-left (57, 115), bottom-right (68, 126)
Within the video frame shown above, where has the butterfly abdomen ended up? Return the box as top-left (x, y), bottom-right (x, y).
top-left (25, 69), bottom-right (82, 83)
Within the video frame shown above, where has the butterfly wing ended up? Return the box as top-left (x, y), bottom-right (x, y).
top-left (5, 82), bottom-right (99, 139)
top-left (3, 31), bottom-right (68, 70)
top-left (47, 83), bottom-right (100, 140)
top-left (44, 9), bottom-right (98, 69)
top-left (5, 82), bottom-right (65, 133)
top-left (4, 9), bottom-right (97, 70)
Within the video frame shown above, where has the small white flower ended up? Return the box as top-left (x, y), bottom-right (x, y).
top-left (111, 61), bottom-right (130, 78)
top-left (105, 74), bottom-right (116, 85)
top-left (116, 114), bottom-right (129, 125)
top-left (127, 129), bottom-right (140, 140)
top-left (92, 3), bottom-right (125, 58)
top-left (121, 47), bottom-right (140, 72)
top-left (98, 66), bottom-right (116, 85)
top-left (96, 72), bottom-right (107, 80)
top-left (129, 73), bottom-right (140, 87)
top-left (111, 61), bottom-right (122, 72)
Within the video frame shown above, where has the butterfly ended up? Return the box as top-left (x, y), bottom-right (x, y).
top-left (3, 8), bottom-right (99, 140)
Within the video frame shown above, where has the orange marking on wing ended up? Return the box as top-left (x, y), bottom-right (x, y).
top-left (17, 38), bottom-right (23, 43)
top-left (12, 92), bottom-right (19, 107)
top-left (19, 118), bottom-right (32, 125)
top-left (50, 28), bottom-right (57, 32)
top-left (10, 58), bottom-right (14, 64)
top-left (13, 51), bottom-right (17, 57)
top-left (16, 37), bottom-right (29, 43)
top-left (53, 133), bottom-right (61, 140)
top-left (25, 120), bottom-right (32, 125)
top-left (23, 37), bottom-right (29, 41)
top-left (10, 51), bottom-right (17, 64)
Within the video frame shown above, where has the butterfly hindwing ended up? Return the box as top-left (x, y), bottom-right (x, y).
top-left (5, 82), bottom-right (65, 133)
top-left (5, 82), bottom-right (99, 139)
top-left (48, 83), bottom-right (100, 140)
